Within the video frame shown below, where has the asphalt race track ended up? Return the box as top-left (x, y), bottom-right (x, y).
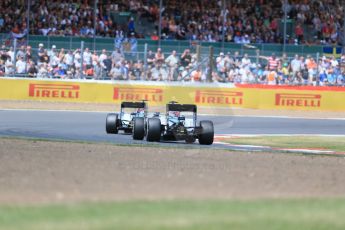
top-left (1, 109), bottom-right (345, 151)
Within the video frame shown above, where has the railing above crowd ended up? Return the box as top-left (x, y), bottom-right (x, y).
top-left (0, 35), bottom-right (344, 86)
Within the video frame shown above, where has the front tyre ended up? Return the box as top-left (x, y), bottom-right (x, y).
top-left (198, 120), bottom-right (214, 145)
top-left (106, 113), bottom-right (118, 134)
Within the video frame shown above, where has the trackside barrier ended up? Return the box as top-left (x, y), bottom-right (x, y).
top-left (1, 78), bottom-right (345, 111)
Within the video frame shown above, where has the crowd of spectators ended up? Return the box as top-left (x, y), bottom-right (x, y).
top-left (0, 0), bottom-right (344, 46)
top-left (0, 0), bottom-right (344, 85)
top-left (0, 0), bottom-right (143, 38)
top-left (0, 43), bottom-right (344, 86)
top-left (159, 0), bottom-right (345, 45)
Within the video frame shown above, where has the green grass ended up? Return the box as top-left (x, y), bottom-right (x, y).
top-left (1, 199), bottom-right (345, 230)
top-left (222, 136), bottom-right (345, 152)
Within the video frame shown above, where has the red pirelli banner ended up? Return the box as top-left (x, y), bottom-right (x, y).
top-left (29, 83), bottom-right (80, 99)
top-left (0, 78), bottom-right (345, 111)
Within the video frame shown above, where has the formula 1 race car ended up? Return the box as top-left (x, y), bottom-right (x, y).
top-left (106, 101), bottom-right (147, 135)
top-left (133, 101), bottom-right (214, 145)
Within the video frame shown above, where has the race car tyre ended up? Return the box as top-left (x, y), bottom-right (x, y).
top-left (106, 113), bottom-right (118, 134)
top-left (146, 118), bottom-right (161, 142)
top-left (198, 120), bottom-right (214, 145)
top-left (133, 117), bottom-right (145, 140)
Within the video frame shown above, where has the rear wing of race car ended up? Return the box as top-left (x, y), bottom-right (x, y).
top-left (121, 101), bottom-right (146, 109)
top-left (166, 103), bottom-right (197, 113)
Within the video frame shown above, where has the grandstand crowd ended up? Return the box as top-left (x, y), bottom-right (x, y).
top-left (0, 0), bottom-right (344, 85)
top-left (0, 0), bottom-right (344, 45)
top-left (0, 44), bottom-right (344, 86)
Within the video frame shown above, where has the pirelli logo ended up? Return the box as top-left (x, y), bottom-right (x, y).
top-left (29, 84), bottom-right (80, 99)
top-left (113, 88), bottom-right (163, 102)
top-left (275, 93), bottom-right (321, 107)
top-left (195, 90), bottom-right (243, 105)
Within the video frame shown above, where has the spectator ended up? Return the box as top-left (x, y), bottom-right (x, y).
top-left (99, 49), bottom-right (108, 64)
top-left (111, 47), bottom-right (123, 65)
top-left (37, 43), bottom-right (45, 65)
top-left (92, 50), bottom-right (99, 67)
top-left (48, 45), bottom-right (57, 59)
top-left (150, 64), bottom-right (167, 81)
top-left (280, 62), bottom-right (290, 84)
top-left (267, 69), bottom-right (278, 85)
top-left (120, 60), bottom-right (129, 80)
top-left (165, 50), bottom-right (179, 81)
top-left (305, 56), bottom-right (317, 84)
top-left (58, 48), bottom-right (66, 63)
top-left (27, 60), bottom-right (37, 78)
top-left (241, 53), bottom-right (251, 70)
top-left (294, 23), bottom-right (304, 43)
top-left (73, 49), bottom-right (82, 69)
top-left (128, 17), bottom-right (135, 34)
top-left (74, 67), bottom-right (83, 79)
top-left (336, 55), bottom-right (344, 76)
top-left (179, 64), bottom-right (191, 81)
top-left (37, 63), bottom-right (49, 78)
top-left (190, 66), bottom-right (203, 82)
top-left (180, 49), bottom-right (191, 68)
top-left (103, 56), bottom-right (112, 76)
top-left (132, 60), bottom-right (144, 80)
top-left (154, 48), bottom-right (164, 66)
top-left (290, 54), bottom-right (302, 79)
top-left (40, 49), bottom-right (50, 65)
top-left (4, 55), bottom-right (14, 76)
top-left (16, 55), bottom-right (26, 74)
top-left (7, 47), bottom-right (15, 63)
top-left (146, 50), bottom-right (155, 67)
top-left (109, 63), bottom-right (123, 80)
top-left (83, 47), bottom-right (92, 69)
top-left (260, 53), bottom-right (279, 72)
top-left (16, 46), bottom-right (25, 61)
top-left (50, 52), bottom-right (60, 69)
top-left (25, 46), bottom-right (33, 61)
top-left (64, 50), bottom-right (74, 70)
top-left (216, 52), bottom-right (227, 79)
top-left (93, 61), bottom-right (103, 80)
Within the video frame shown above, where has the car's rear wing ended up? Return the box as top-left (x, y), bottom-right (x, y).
top-left (121, 101), bottom-right (146, 109)
top-left (167, 103), bottom-right (197, 112)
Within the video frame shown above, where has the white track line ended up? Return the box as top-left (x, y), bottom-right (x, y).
top-left (214, 140), bottom-right (344, 155)
top-left (275, 148), bottom-right (335, 154)
top-left (1, 108), bottom-right (344, 120)
top-left (215, 134), bottom-right (345, 138)
top-left (201, 114), bottom-right (345, 120)
top-left (214, 134), bottom-right (345, 155)
top-left (214, 141), bottom-right (268, 148)
top-left (0, 108), bottom-right (108, 113)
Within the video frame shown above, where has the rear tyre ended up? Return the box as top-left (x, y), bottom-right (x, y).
top-left (198, 120), bottom-right (214, 145)
top-left (146, 118), bottom-right (161, 142)
top-left (133, 117), bottom-right (145, 140)
top-left (106, 113), bottom-right (118, 134)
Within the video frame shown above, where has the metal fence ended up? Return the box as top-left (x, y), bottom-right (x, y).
top-left (1, 34), bottom-right (344, 86)
top-left (0, 33), bottom-right (331, 58)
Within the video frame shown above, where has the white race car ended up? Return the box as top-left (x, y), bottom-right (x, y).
top-left (133, 101), bottom-right (214, 145)
top-left (106, 101), bottom-right (147, 136)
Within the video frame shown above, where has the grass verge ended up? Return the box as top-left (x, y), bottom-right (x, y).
top-left (1, 199), bottom-right (345, 230)
top-left (221, 136), bottom-right (345, 152)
